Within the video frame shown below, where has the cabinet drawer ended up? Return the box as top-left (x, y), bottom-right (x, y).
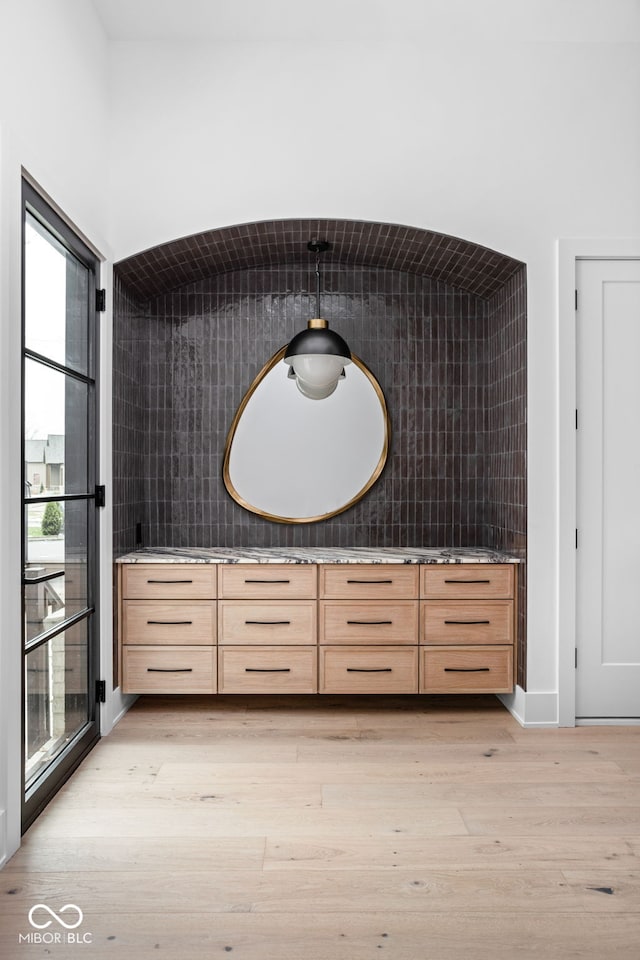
top-left (123, 601), bottom-right (216, 644)
top-left (420, 645), bottom-right (513, 693)
top-left (219, 564), bottom-right (317, 599)
top-left (218, 601), bottom-right (316, 645)
top-left (319, 564), bottom-right (419, 599)
top-left (320, 601), bottom-right (418, 644)
top-left (123, 564), bottom-right (217, 599)
top-left (421, 564), bottom-right (514, 599)
top-left (319, 646), bottom-right (418, 694)
top-left (123, 645), bottom-right (216, 694)
top-left (218, 646), bottom-right (317, 693)
top-left (421, 600), bottom-right (513, 645)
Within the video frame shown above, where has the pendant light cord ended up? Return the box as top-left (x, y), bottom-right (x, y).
top-left (315, 254), bottom-right (321, 318)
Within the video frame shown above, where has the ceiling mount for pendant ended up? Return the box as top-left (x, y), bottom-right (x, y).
top-left (307, 239), bottom-right (330, 255)
top-left (284, 239), bottom-right (352, 401)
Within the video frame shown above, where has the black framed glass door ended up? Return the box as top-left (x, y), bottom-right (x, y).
top-left (22, 181), bottom-right (101, 830)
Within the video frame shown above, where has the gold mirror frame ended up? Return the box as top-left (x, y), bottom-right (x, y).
top-left (222, 346), bottom-right (390, 523)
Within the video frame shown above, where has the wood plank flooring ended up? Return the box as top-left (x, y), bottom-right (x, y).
top-left (2, 694), bottom-right (640, 958)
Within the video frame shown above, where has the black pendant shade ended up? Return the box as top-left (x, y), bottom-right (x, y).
top-left (284, 322), bottom-right (351, 362)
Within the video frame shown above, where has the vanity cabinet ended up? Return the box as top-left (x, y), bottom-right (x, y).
top-left (121, 564), bottom-right (217, 694)
top-left (318, 565), bottom-right (419, 694)
top-left (217, 564), bottom-right (318, 693)
top-left (420, 563), bottom-right (515, 693)
top-left (118, 554), bottom-right (517, 697)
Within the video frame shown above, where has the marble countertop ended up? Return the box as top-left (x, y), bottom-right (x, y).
top-left (115, 546), bottom-right (521, 564)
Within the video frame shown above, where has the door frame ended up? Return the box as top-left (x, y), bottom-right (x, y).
top-left (558, 239), bottom-right (640, 726)
top-left (20, 179), bottom-right (103, 828)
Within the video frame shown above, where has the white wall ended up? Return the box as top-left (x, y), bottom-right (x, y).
top-left (107, 34), bottom-right (640, 718)
top-left (0, 0), bottom-right (113, 867)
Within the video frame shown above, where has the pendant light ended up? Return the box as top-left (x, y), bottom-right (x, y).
top-left (284, 240), bottom-right (351, 400)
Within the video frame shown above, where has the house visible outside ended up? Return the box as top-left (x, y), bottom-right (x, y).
top-left (25, 434), bottom-right (65, 496)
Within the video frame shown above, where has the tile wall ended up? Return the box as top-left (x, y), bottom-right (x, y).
top-left (485, 267), bottom-right (527, 686)
top-left (112, 275), bottom-right (148, 556)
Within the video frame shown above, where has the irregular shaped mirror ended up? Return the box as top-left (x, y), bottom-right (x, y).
top-left (223, 347), bottom-right (390, 522)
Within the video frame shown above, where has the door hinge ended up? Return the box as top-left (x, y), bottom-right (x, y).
top-left (96, 679), bottom-right (106, 703)
top-left (575, 528), bottom-right (579, 549)
top-left (96, 288), bottom-right (106, 312)
top-left (95, 484), bottom-right (106, 508)
top-left (575, 648), bottom-right (578, 669)
top-left (575, 289), bottom-right (578, 310)
top-left (575, 408), bottom-right (578, 430)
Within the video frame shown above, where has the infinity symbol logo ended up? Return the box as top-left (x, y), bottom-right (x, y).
top-left (28, 904), bottom-right (84, 930)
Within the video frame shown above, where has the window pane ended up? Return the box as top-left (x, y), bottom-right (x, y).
top-left (25, 500), bottom-right (89, 642)
top-left (25, 620), bottom-right (89, 789)
top-left (24, 358), bottom-right (89, 496)
top-left (24, 212), bottom-right (90, 376)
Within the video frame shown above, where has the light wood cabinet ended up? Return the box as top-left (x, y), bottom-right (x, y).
top-left (421, 563), bottom-right (514, 600)
top-left (319, 564), bottom-right (419, 600)
top-left (319, 645), bottom-right (419, 694)
top-left (123, 564), bottom-right (217, 600)
top-left (420, 645), bottom-right (513, 693)
top-left (118, 560), bottom-right (516, 696)
top-left (122, 646), bottom-right (217, 694)
top-left (319, 600), bottom-right (418, 645)
top-left (421, 600), bottom-right (513, 645)
top-left (218, 646), bottom-right (317, 694)
top-left (121, 564), bottom-right (217, 694)
top-left (218, 601), bottom-right (316, 645)
top-left (218, 566), bottom-right (317, 692)
top-left (123, 600), bottom-right (216, 645)
top-left (318, 565), bottom-right (419, 693)
top-left (219, 564), bottom-right (317, 599)
top-left (420, 564), bottom-right (516, 693)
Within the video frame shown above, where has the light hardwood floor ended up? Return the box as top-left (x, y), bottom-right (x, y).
top-left (2, 695), bottom-right (640, 958)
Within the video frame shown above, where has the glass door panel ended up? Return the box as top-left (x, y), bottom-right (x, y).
top-left (24, 500), bottom-right (89, 643)
top-left (22, 180), bottom-right (100, 830)
top-left (25, 621), bottom-right (89, 790)
top-left (24, 211), bottom-right (90, 377)
top-left (24, 359), bottom-right (89, 496)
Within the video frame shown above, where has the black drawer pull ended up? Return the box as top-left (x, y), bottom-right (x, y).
top-left (245, 620), bottom-right (291, 627)
top-left (443, 579), bottom-right (491, 584)
top-left (347, 620), bottom-right (393, 625)
top-left (147, 620), bottom-right (193, 625)
top-left (347, 579), bottom-right (393, 584)
top-left (347, 667), bottom-right (393, 673)
top-left (244, 578), bottom-right (290, 584)
top-left (444, 667), bottom-right (491, 672)
top-left (443, 620), bottom-right (491, 625)
top-left (244, 667), bottom-right (291, 673)
top-left (146, 579), bottom-right (194, 584)
top-left (147, 667), bottom-right (193, 673)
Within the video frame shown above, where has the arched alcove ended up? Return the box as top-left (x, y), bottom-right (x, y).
top-left (115, 218), bottom-right (523, 301)
top-left (112, 218), bottom-right (526, 685)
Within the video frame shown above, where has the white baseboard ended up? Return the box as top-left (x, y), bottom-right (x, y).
top-left (102, 688), bottom-right (137, 736)
top-left (0, 808), bottom-right (6, 870)
top-left (576, 717), bottom-right (640, 726)
top-left (498, 687), bottom-right (559, 727)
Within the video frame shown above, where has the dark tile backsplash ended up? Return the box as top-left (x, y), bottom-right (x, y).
top-left (113, 234), bottom-right (527, 685)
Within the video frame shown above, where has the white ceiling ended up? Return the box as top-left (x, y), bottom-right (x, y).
top-left (90, 0), bottom-right (640, 43)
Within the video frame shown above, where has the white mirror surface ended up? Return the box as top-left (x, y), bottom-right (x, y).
top-left (223, 348), bottom-right (389, 522)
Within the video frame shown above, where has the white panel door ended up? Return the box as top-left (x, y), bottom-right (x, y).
top-left (576, 259), bottom-right (640, 718)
